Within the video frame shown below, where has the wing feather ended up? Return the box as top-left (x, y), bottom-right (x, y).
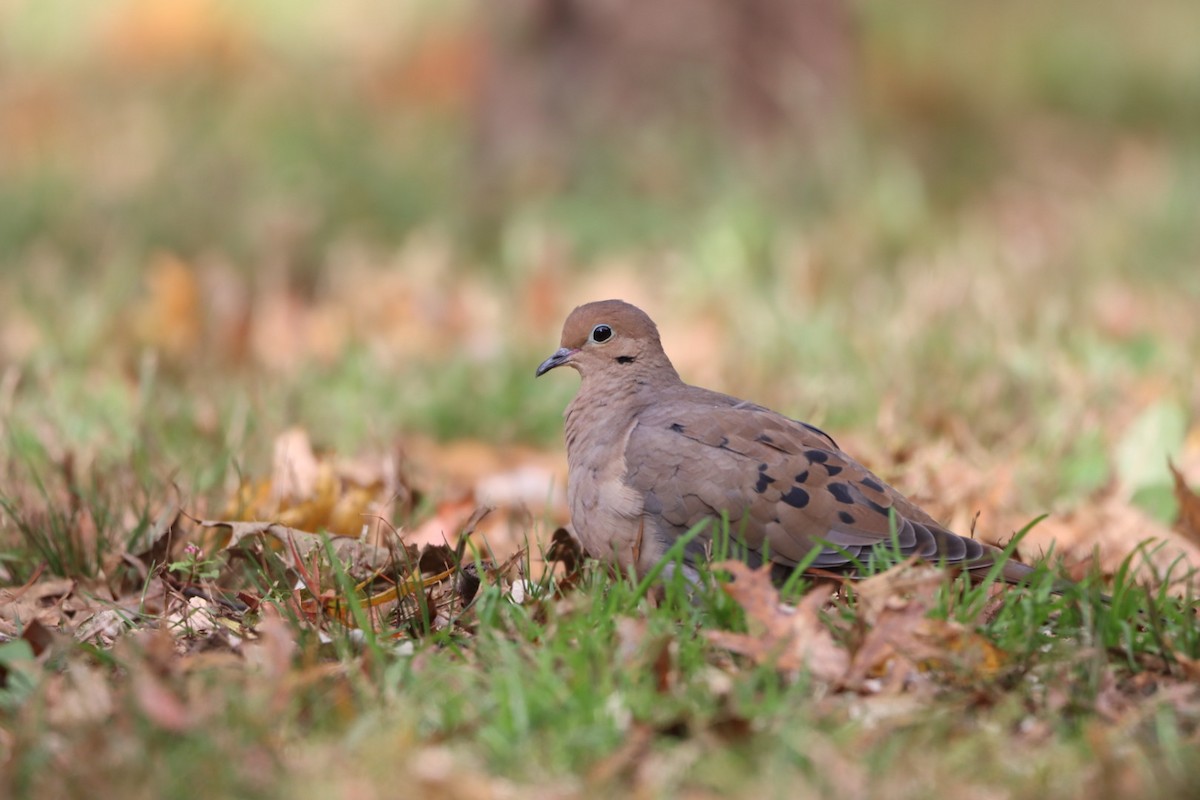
top-left (624, 396), bottom-right (986, 575)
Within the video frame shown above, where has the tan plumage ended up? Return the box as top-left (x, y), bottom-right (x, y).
top-left (536, 299), bottom-right (1036, 586)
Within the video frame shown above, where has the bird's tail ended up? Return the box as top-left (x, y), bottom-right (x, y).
top-left (980, 554), bottom-right (1106, 600)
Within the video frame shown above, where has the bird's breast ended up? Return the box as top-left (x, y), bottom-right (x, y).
top-left (563, 412), bottom-right (650, 570)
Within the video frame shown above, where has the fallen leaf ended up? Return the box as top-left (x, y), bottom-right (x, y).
top-left (546, 527), bottom-right (585, 593)
top-left (844, 599), bottom-right (932, 692)
top-left (224, 428), bottom-right (408, 538)
top-left (1093, 669), bottom-right (1134, 724)
top-left (403, 497), bottom-right (477, 549)
top-left (844, 562), bottom-right (1007, 692)
top-left (0, 577), bottom-right (76, 631)
top-left (134, 252), bottom-right (201, 360)
top-left (705, 561), bottom-right (848, 682)
top-left (101, 0), bottom-right (247, 71)
top-left (1028, 492), bottom-right (1200, 588)
top-left (272, 427), bottom-right (322, 505)
top-left (134, 671), bottom-right (194, 732)
top-left (20, 618), bottom-right (57, 657)
top-left (1169, 460), bottom-right (1200, 547)
top-left (850, 560), bottom-right (946, 625)
top-left (163, 596), bottom-right (218, 637)
top-left (73, 609), bottom-right (132, 646)
top-left (198, 519), bottom-right (413, 578)
top-left (45, 661), bottom-right (115, 728)
top-left (474, 463), bottom-right (564, 509)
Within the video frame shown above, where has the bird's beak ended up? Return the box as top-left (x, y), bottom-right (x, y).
top-left (536, 347), bottom-right (576, 377)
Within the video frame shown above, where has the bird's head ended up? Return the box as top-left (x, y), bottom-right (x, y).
top-left (536, 299), bottom-right (676, 381)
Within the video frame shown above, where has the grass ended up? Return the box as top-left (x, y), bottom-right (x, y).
top-left (3, 0), bottom-right (1200, 797)
top-left (2, 505), bottom-right (1198, 798)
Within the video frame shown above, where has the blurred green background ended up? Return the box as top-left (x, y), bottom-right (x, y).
top-left (1, 0), bottom-right (1197, 521)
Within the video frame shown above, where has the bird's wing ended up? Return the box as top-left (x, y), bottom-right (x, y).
top-left (624, 393), bottom-right (989, 572)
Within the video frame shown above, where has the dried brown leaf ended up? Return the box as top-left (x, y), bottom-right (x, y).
top-left (134, 252), bottom-right (201, 359)
top-left (845, 564), bottom-right (1007, 692)
top-left (45, 661), bottom-right (115, 728)
top-left (418, 543), bottom-right (457, 575)
top-left (1169, 459), bottom-right (1200, 547)
top-left (271, 427), bottom-right (321, 505)
top-left (134, 671), bottom-right (194, 732)
top-left (73, 609), bottom-right (130, 645)
top-left (706, 561), bottom-right (848, 681)
top-left (1093, 669), bottom-right (1134, 724)
top-left (0, 577), bottom-right (75, 631)
top-left (403, 497), bottom-right (478, 549)
top-left (101, 0), bottom-right (248, 70)
top-left (546, 527), bottom-right (585, 593)
top-left (198, 519), bottom-right (410, 579)
top-left (241, 605), bottom-right (299, 714)
top-left (20, 618), bottom-right (57, 657)
top-left (844, 600), bottom-right (931, 692)
top-left (163, 596), bottom-right (219, 637)
top-left (1029, 491), bottom-right (1200, 587)
top-left (223, 428), bottom-right (407, 538)
top-left (851, 560), bottom-right (947, 625)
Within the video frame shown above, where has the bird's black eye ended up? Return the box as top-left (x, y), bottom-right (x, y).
top-left (590, 324), bottom-right (613, 344)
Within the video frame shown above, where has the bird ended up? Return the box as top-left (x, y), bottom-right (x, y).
top-left (535, 299), bottom-right (1043, 588)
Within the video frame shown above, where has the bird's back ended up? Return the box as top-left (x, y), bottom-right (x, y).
top-left (623, 383), bottom-right (1005, 581)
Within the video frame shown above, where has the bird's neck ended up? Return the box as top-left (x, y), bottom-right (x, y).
top-left (564, 363), bottom-right (682, 456)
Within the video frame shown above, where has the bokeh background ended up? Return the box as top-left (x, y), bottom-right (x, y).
top-left (2, 0), bottom-right (1199, 574)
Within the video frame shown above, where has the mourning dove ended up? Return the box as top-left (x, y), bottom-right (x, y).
top-left (536, 299), bottom-right (1040, 587)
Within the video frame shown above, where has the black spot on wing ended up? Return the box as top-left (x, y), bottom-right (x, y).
top-left (838, 510), bottom-right (856, 525)
top-left (669, 422), bottom-right (685, 433)
top-left (753, 466), bottom-right (776, 494)
top-left (823, 464), bottom-right (843, 477)
top-left (794, 470), bottom-right (809, 483)
top-left (805, 449), bottom-right (830, 464)
top-left (866, 499), bottom-right (891, 517)
top-left (781, 486), bottom-right (810, 508)
top-left (828, 482), bottom-right (855, 504)
top-left (861, 476), bottom-right (884, 493)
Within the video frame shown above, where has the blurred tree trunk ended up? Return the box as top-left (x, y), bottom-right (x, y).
top-left (471, 0), bottom-right (857, 209)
